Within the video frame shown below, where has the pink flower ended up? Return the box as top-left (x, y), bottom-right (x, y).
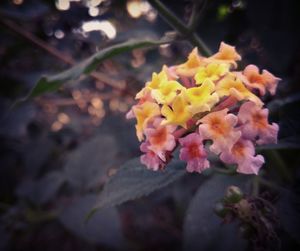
top-left (144, 118), bottom-right (177, 161)
top-left (238, 101), bottom-right (279, 145)
top-left (140, 142), bottom-right (164, 171)
top-left (179, 133), bottom-right (209, 173)
top-left (240, 65), bottom-right (281, 96)
top-left (198, 109), bottom-right (241, 154)
top-left (220, 138), bottom-right (265, 175)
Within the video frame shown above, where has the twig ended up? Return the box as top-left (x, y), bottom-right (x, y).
top-left (148, 0), bottom-right (212, 56)
top-left (0, 19), bottom-right (131, 94)
top-left (252, 176), bottom-right (260, 196)
top-left (188, 0), bottom-right (207, 31)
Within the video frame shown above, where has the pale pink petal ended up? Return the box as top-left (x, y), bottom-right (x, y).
top-left (140, 142), bottom-right (164, 171)
top-left (220, 138), bottom-right (264, 175)
top-left (198, 109), bottom-right (240, 154)
top-left (179, 133), bottom-right (209, 173)
top-left (257, 123), bottom-right (279, 145)
top-left (238, 101), bottom-right (279, 145)
top-left (237, 155), bottom-right (264, 175)
top-left (126, 108), bottom-right (135, 119)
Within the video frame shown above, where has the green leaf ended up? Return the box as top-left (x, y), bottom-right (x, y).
top-left (16, 171), bottom-right (65, 205)
top-left (28, 38), bottom-right (172, 98)
top-left (87, 158), bottom-right (186, 219)
top-left (183, 173), bottom-right (252, 251)
top-left (59, 195), bottom-right (124, 248)
top-left (63, 134), bottom-right (118, 191)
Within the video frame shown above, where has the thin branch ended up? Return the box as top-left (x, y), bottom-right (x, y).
top-left (148, 0), bottom-right (212, 56)
top-left (0, 19), bottom-right (131, 94)
top-left (188, 0), bottom-right (207, 31)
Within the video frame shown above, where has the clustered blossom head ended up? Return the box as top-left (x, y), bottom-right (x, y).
top-left (127, 42), bottom-right (280, 175)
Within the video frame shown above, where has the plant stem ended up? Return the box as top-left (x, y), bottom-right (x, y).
top-left (252, 176), bottom-right (260, 196)
top-left (148, 0), bottom-right (212, 57)
top-left (213, 167), bottom-right (236, 175)
top-left (188, 0), bottom-right (207, 31)
top-left (265, 150), bottom-right (292, 183)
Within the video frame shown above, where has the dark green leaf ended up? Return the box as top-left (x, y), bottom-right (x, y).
top-left (277, 188), bottom-right (300, 244)
top-left (28, 38), bottom-right (172, 98)
top-left (88, 158), bottom-right (186, 219)
top-left (59, 195), bottom-right (124, 248)
top-left (183, 173), bottom-right (252, 251)
top-left (256, 137), bottom-right (300, 151)
top-left (64, 134), bottom-right (118, 191)
top-left (16, 171), bottom-right (65, 205)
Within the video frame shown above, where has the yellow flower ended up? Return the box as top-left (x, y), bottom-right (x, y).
top-left (133, 101), bottom-right (161, 141)
top-left (161, 93), bottom-right (192, 128)
top-left (194, 62), bottom-right (229, 85)
top-left (184, 79), bottom-right (219, 115)
top-left (151, 80), bottom-right (185, 104)
top-left (175, 48), bottom-right (204, 77)
top-left (216, 74), bottom-right (263, 107)
top-left (136, 71), bottom-right (168, 99)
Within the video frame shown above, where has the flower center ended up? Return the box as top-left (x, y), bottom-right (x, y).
top-left (150, 127), bottom-right (168, 146)
top-left (232, 141), bottom-right (245, 157)
top-left (188, 143), bottom-right (201, 158)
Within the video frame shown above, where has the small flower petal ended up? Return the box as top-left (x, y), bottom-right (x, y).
top-left (220, 138), bottom-right (265, 175)
top-left (145, 118), bottom-right (176, 161)
top-left (216, 74), bottom-right (263, 107)
top-left (161, 93), bottom-right (193, 128)
top-left (175, 48), bottom-right (205, 77)
top-left (238, 101), bottom-right (279, 145)
top-left (133, 101), bottom-right (161, 141)
top-left (239, 64), bottom-right (281, 96)
top-left (179, 132), bottom-right (209, 173)
top-left (194, 62), bottom-right (229, 85)
top-left (206, 42), bottom-right (241, 68)
top-left (185, 79), bottom-right (219, 115)
top-left (140, 142), bottom-right (164, 171)
top-left (198, 109), bottom-right (241, 154)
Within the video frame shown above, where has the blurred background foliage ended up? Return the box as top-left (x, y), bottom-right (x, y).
top-left (0, 0), bottom-right (300, 250)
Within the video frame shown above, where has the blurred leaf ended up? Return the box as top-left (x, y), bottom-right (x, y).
top-left (64, 134), bottom-right (118, 191)
top-left (23, 137), bottom-right (55, 177)
top-left (277, 188), bottom-right (300, 244)
top-left (183, 173), bottom-right (252, 251)
top-left (88, 158), bottom-right (186, 219)
top-left (59, 195), bottom-right (124, 249)
top-left (16, 171), bottom-right (65, 205)
top-left (0, 103), bottom-right (35, 138)
top-left (0, 224), bottom-right (10, 251)
top-left (278, 99), bottom-right (300, 140)
top-left (256, 136), bottom-right (300, 151)
top-left (27, 38), bottom-right (172, 98)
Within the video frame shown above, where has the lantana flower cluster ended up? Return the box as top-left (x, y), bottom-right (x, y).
top-left (127, 42), bottom-right (280, 175)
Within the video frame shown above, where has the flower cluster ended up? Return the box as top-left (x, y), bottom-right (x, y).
top-left (127, 42), bottom-right (280, 175)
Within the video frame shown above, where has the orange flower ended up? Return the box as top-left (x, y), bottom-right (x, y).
top-left (239, 64), bottom-right (281, 96)
top-left (206, 42), bottom-right (241, 68)
top-left (198, 109), bottom-right (241, 154)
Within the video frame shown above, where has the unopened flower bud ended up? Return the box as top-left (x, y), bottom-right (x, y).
top-left (225, 186), bottom-right (244, 203)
